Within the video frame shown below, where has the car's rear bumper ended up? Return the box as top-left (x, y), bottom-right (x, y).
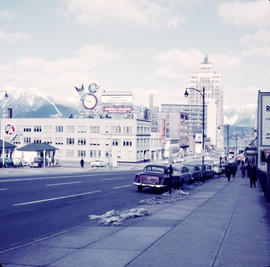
top-left (133, 182), bottom-right (166, 188)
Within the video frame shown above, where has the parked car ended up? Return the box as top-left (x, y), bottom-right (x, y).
top-left (90, 160), bottom-right (106, 167)
top-left (172, 164), bottom-right (193, 185)
top-left (0, 158), bottom-right (14, 168)
top-left (13, 158), bottom-right (23, 167)
top-left (30, 157), bottom-right (44, 168)
top-left (133, 164), bottom-right (181, 192)
top-left (183, 164), bottom-right (202, 183)
top-left (200, 164), bottom-right (215, 180)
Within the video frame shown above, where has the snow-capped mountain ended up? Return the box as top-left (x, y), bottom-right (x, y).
top-left (0, 88), bottom-right (257, 128)
top-left (0, 88), bottom-right (78, 118)
top-left (224, 104), bottom-right (256, 128)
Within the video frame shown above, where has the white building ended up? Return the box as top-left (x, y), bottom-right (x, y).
top-left (188, 54), bottom-right (224, 150)
top-left (0, 117), bottom-right (153, 164)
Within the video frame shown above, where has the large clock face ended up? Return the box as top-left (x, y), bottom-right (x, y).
top-left (82, 94), bottom-right (97, 110)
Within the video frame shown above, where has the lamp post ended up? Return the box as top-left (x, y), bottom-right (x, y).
top-left (184, 86), bottom-right (205, 181)
top-left (1, 90), bottom-right (8, 167)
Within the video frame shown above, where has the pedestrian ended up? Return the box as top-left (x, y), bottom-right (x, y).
top-left (225, 164), bottom-right (232, 182)
top-left (249, 162), bottom-right (257, 188)
top-left (80, 158), bottom-right (84, 168)
top-left (231, 163), bottom-right (237, 178)
top-left (240, 161), bottom-right (246, 178)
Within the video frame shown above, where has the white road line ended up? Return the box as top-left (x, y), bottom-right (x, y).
top-left (0, 174), bottom-right (96, 183)
top-left (113, 185), bottom-right (132, 189)
top-left (13, 190), bottom-right (101, 206)
top-left (0, 188), bottom-right (7, 191)
top-left (46, 181), bottom-right (82, 187)
top-left (102, 177), bottom-right (125, 181)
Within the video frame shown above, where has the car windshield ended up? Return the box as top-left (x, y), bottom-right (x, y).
top-left (143, 166), bottom-right (165, 173)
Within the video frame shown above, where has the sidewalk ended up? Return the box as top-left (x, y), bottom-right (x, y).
top-left (1, 173), bottom-right (270, 267)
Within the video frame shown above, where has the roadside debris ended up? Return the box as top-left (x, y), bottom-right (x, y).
top-left (138, 188), bottom-right (190, 205)
top-left (89, 208), bottom-right (149, 226)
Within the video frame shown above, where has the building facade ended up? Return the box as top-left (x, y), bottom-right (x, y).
top-left (188, 54), bottom-right (224, 150)
top-left (0, 117), bottom-right (153, 164)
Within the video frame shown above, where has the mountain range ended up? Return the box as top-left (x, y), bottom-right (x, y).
top-left (0, 88), bottom-right (256, 128)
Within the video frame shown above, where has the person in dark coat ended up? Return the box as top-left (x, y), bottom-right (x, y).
top-left (231, 163), bottom-right (237, 178)
top-left (240, 161), bottom-right (246, 178)
top-left (80, 158), bottom-right (84, 168)
top-left (225, 164), bottom-right (232, 182)
top-left (249, 162), bottom-right (257, 188)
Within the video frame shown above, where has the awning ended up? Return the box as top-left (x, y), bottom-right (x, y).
top-left (0, 139), bottom-right (16, 149)
top-left (17, 142), bottom-right (58, 152)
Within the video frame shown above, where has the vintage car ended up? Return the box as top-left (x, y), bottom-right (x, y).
top-left (30, 157), bottom-right (44, 168)
top-left (183, 164), bottom-right (202, 183)
top-left (133, 164), bottom-right (181, 192)
top-left (171, 164), bottom-right (193, 185)
top-left (90, 160), bottom-right (106, 167)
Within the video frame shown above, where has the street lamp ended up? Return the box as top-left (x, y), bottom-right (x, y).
top-left (1, 90), bottom-right (8, 167)
top-left (184, 86), bottom-right (206, 181)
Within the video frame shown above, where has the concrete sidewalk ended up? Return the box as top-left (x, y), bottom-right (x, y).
top-left (1, 174), bottom-right (270, 266)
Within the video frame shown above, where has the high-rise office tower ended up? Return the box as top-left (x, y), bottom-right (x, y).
top-left (188, 54), bottom-right (224, 150)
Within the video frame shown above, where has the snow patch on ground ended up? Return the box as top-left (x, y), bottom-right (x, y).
top-left (89, 208), bottom-right (149, 226)
top-left (138, 188), bottom-right (190, 205)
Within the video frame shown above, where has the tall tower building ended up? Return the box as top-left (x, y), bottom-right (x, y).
top-left (188, 54), bottom-right (224, 150)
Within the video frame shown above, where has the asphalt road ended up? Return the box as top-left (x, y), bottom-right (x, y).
top-left (0, 169), bottom-right (159, 251)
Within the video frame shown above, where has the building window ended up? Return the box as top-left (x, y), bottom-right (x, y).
top-left (90, 125), bottom-right (100, 134)
top-left (55, 137), bottom-right (64, 145)
top-left (24, 137), bottom-right (31, 144)
top-left (66, 126), bottom-right (75, 133)
top-left (43, 126), bottom-right (52, 133)
top-left (112, 139), bottom-right (119, 146)
top-left (123, 140), bottom-right (132, 146)
top-left (66, 138), bottom-right (75, 145)
top-left (23, 127), bottom-right (31, 132)
top-left (90, 150), bottom-right (96, 157)
top-left (78, 126), bottom-right (87, 133)
top-left (78, 150), bottom-right (86, 157)
top-left (44, 137), bottom-right (52, 144)
top-left (89, 138), bottom-right (100, 146)
top-left (34, 126), bottom-right (42, 132)
top-left (34, 138), bottom-right (42, 143)
top-left (56, 126), bottom-right (64, 132)
top-left (78, 138), bottom-right (86, 145)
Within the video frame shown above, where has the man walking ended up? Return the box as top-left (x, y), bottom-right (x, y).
top-left (225, 164), bottom-right (232, 182)
top-left (249, 162), bottom-right (257, 188)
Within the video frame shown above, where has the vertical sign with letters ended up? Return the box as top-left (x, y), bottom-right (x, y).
top-left (261, 94), bottom-right (270, 146)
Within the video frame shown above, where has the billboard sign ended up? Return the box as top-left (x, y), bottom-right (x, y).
top-left (101, 91), bottom-right (133, 104)
top-left (260, 93), bottom-right (270, 146)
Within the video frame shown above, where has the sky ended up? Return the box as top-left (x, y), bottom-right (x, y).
top-left (0, 0), bottom-right (269, 109)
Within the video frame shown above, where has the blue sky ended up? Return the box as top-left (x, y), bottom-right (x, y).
top-left (0, 0), bottom-right (269, 108)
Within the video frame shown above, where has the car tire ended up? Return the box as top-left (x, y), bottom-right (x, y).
top-left (137, 185), bottom-right (143, 192)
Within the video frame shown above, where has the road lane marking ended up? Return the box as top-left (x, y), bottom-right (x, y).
top-left (13, 190), bottom-right (101, 206)
top-left (0, 173), bottom-right (128, 183)
top-left (113, 185), bottom-right (132, 189)
top-left (0, 188), bottom-right (7, 191)
top-left (46, 181), bottom-right (82, 187)
top-left (102, 177), bottom-right (125, 181)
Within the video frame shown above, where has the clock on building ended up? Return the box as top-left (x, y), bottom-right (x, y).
top-left (82, 94), bottom-right (98, 110)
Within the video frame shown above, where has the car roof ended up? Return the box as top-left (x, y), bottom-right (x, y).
top-left (144, 164), bottom-right (168, 169)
